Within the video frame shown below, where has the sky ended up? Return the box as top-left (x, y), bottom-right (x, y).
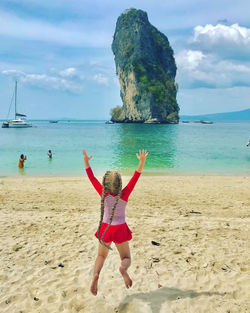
top-left (0, 0), bottom-right (249, 119)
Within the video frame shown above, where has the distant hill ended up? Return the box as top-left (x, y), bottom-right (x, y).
top-left (181, 109), bottom-right (250, 121)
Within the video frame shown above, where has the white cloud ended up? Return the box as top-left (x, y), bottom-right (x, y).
top-left (177, 23), bottom-right (250, 88)
top-left (176, 50), bottom-right (205, 71)
top-left (2, 69), bottom-right (82, 92)
top-left (93, 73), bottom-right (109, 86)
top-left (193, 23), bottom-right (250, 45)
top-left (1, 65), bottom-right (113, 91)
top-left (176, 50), bottom-right (250, 88)
top-left (59, 68), bottom-right (77, 77)
top-left (191, 23), bottom-right (250, 56)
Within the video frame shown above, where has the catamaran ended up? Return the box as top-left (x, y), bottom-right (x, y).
top-left (2, 81), bottom-right (32, 128)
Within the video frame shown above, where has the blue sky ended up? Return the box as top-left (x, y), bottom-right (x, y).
top-left (0, 0), bottom-right (249, 119)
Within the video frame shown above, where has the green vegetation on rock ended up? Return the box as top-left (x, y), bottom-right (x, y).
top-left (110, 105), bottom-right (125, 122)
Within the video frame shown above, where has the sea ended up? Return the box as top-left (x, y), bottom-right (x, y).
top-left (0, 120), bottom-right (249, 176)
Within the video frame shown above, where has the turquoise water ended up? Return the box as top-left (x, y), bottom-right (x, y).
top-left (0, 121), bottom-right (249, 176)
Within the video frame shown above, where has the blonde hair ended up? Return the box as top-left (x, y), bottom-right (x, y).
top-left (97, 170), bottom-right (122, 250)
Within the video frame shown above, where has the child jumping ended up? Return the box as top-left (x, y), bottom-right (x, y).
top-left (82, 149), bottom-right (149, 296)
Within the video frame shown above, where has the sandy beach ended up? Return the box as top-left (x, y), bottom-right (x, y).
top-left (0, 174), bottom-right (249, 313)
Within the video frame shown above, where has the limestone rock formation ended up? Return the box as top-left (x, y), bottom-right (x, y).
top-left (111, 8), bottom-right (179, 124)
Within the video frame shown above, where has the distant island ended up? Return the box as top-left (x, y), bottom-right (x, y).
top-left (181, 109), bottom-right (250, 121)
top-left (110, 8), bottom-right (179, 124)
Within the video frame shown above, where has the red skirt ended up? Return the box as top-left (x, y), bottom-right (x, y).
top-left (95, 222), bottom-right (132, 244)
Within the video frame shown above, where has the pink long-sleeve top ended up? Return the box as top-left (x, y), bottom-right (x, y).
top-left (86, 167), bottom-right (141, 225)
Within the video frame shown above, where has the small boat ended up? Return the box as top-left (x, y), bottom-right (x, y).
top-left (105, 120), bottom-right (114, 124)
top-left (182, 120), bottom-right (190, 123)
top-left (2, 81), bottom-right (32, 128)
top-left (200, 121), bottom-right (213, 124)
top-left (49, 120), bottom-right (58, 123)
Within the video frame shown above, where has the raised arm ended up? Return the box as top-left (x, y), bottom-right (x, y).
top-left (83, 149), bottom-right (92, 169)
top-left (136, 149), bottom-right (149, 173)
top-left (122, 149), bottom-right (149, 201)
top-left (83, 149), bottom-right (103, 196)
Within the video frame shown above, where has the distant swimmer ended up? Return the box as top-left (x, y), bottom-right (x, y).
top-left (18, 154), bottom-right (27, 168)
top-left (48, 150), bottom-right (52, 158)
top-left (247, 141), bottom-right (250, 147)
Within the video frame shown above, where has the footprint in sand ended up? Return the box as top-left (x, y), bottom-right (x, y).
top-left (47, 294), bottom-right (58, 304)
top-left (68, 295), bottom-right (86, 312)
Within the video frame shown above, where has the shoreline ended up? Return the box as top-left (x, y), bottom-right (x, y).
top-left (1, 171), bottom-right (250, 178)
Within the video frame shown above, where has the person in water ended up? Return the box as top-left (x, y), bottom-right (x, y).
top-left (83, 148), bottom-right (149, 296)
top-left (18, 154), bottom-right (27, 168)
top-left (48, 150), bottom-right (52, 158)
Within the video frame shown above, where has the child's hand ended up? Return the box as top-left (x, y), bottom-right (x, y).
top-left (136, 149), bottom-right (149, 161)
top-left (82, 149), bottom-right (93, 161)
top-left (136, 149), bottom-right (149, 173)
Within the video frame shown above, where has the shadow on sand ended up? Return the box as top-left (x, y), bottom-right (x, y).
top-left (118, 287), bottom-right (224, 313)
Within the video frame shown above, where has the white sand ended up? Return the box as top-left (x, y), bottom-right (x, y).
top-left (0, 175), bottom-right (249, 313)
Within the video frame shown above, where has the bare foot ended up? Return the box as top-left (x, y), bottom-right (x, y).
top-left (119, 266), bottom-right (132, 288)
top-left (90, 273), bottom-right (99, 296)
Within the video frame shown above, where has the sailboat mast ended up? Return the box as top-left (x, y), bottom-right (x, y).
top-left (14, 80), bottom-right (17, 119)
